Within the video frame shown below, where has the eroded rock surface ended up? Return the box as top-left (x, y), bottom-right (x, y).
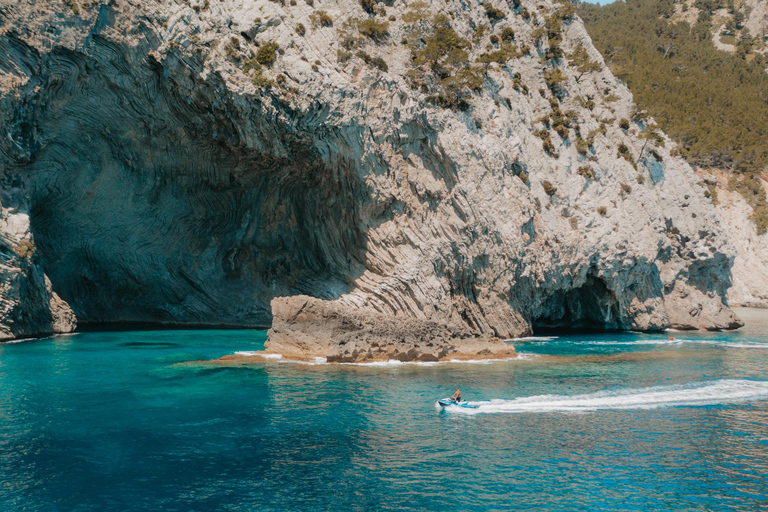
top-left (701, 171), bottom-right (768, 308)
top-left (0, 0), bottom-right (741, 345)
top-left (267, 296), bottom-right (517, 362)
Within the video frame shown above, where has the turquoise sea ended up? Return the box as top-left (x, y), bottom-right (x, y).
top-left (2, 309), bottom-right (768, 511)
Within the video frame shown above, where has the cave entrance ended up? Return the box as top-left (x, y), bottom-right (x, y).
top-left (531, 276), bottom-right (623, 334)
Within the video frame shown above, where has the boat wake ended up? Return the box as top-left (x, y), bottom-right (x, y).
top-left (524, 337), bottom-right (768, 350)
top-left (446, 379), bottom-right (768, 415)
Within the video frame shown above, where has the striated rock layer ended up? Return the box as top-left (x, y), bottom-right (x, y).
top-left (0, 0), bottom-right (742, 347)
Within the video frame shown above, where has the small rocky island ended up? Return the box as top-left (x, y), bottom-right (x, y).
top-left (0, 0), bottom-right (747, 357)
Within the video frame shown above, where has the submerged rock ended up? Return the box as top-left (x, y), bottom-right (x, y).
top-left (0, 0), bottom-right (742, 345)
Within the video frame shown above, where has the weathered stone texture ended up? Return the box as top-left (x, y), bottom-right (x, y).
top-left (0, 0), bottom-right (742, 345)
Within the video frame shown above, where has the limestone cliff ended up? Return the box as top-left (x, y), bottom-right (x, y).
top-left (699, 170), bottom-right (768, 308)
top-left (0, 0), bottom-right (741, 349)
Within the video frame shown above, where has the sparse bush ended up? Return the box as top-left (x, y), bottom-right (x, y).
top-left (484, 4), bottom-right (506, 22)
top-left (337, 49), bottom-right (353, 63)
top-left (243, 54), bottom-right (261, 73)
top-left (356, 51), bottom-right (388, 72)
top-left (252, 70), bottom-right (275, 89)
top-left (296, 23), bottom-right (306, 36)
top-left (569, 45), bottom-right (601, 82)
top-left (310, 10), bottom-right (333, 27)
top-left (490, 34), bottom-right (499, 44)
top-left (542, 180), bottom-right (557, 196)
top-left (500, 27), bottom-right (515, 42)
top-left (577, 165), bottom-right (593, 179)
top-left (256, 41), bottom-right (279, 66)
top-left (558, 2), bottom-right (577, 20)
top-left (730, 174), bottom-right (768, 234)
top-left (357, 18), bottom-right (389, 39)
top-left (597, 206), bottom-right (607, 216)
top-left (620, 182), bottom-right (632, 195)
top-left (636, 174), bottom-right (646, 184)
top-left (575, 137), bottom-right (589, 155)
top-left (619, 118), bottom-right (630, 130)
top-left (360, 0), bottom-right (376, 14)
top-left (543, 68), bottom-right (567, 99)
top-left (536, 129), bottom-right (559, 157)
top-left (224, 37), bottom-right (241, 61)
top-left (402, 1), bottom-right (429, 23)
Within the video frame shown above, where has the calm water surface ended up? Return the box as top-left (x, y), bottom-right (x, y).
top-left (2, 308), bottom-right (768, 511)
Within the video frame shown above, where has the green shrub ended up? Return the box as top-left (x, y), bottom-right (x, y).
top-left (730, 174), bottom-right (768, 234)
top-left (543, 68), bottom-right (567, 99)
top-left (356, 51), bottom-right (388, 72)
top-left (224, 37), bottom-right (241, 61)
top-left (337, 49), bottom-right (353, 63)
top-left (256, 41), bottom-right (279, 66)
top-left (536, 130), bottom-right (559, 157)
top-left (252, 70), bottom-right (275, 89)
top-left (243, 54), bottom-right (261, 73)
top-left (476, 44), bottom-right (519, 67)
top-left (296, 23), bottom-right (306, 36)
top-left (577, 165), bottom-right (593, 178)
top-left (310, 10), bottom-right (333, 27)
top-left (619, 118), bottom-right (630, 130)
top-left (402, 1), bottom-right (429, 22)
top-left (357, 18), bottom-right (389, 39)
top-left (500, 27), bottom-right (515, 42)
top-left (558, 2), bottom-right (577, 20)
top-left (568, 45), bottom-right (601, 82)
top-left (360, 0), bottom-right (376, 14)
top-left (484, 4), bottom-right (505, 22)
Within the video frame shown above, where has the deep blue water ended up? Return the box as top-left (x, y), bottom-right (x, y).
top-left (2, 309), bottom-right (768, 511)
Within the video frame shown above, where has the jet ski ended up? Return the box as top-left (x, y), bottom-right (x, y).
top-left (438, 398), bottom-right (479, 409)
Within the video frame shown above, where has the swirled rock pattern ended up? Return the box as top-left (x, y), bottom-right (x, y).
top-left (0, 0), bottom-right (742, 348)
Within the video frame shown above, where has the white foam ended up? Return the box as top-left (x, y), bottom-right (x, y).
top-left (233, 351), bottom-right (283, 358)
top-left (446, 379), bottom-right (768, 415)
top-left (3, 337), bottom-right (36, 344)
top-left (577, 338), bottom-right (768, 349)
top-left (511, 336), bottom-right (559, 342)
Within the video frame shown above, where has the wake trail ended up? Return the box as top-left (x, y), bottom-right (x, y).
top-left (449, 379), bottom-right (768, 414)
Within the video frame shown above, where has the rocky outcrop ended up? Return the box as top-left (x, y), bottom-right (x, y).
top-left (0, 0), bottom-right (741, 348)
top-left (0, 206), bottom-right (75, 340)
top-left (701, 170), bottom-right (768, 308)
top-left (267, 296), bottom-right (517, 362)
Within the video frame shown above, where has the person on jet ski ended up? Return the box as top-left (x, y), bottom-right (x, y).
top-left (451, 388), bottom-right (461, 402)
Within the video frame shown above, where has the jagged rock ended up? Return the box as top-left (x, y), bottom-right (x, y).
top-left (0, 207), bottom-right (76, 340)
top-left (0, 0), bottom-right (742, 348)
top-left (267, 296), bottom-right (517, 362)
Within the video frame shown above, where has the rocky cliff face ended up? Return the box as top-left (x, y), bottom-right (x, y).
top-left (699, 170), bottom-right (768, 308)
top-left (0, 0), bottom-right (741, 347)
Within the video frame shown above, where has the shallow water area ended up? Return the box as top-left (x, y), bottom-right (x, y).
top-left (1, 309), bottom-right (768, 510)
